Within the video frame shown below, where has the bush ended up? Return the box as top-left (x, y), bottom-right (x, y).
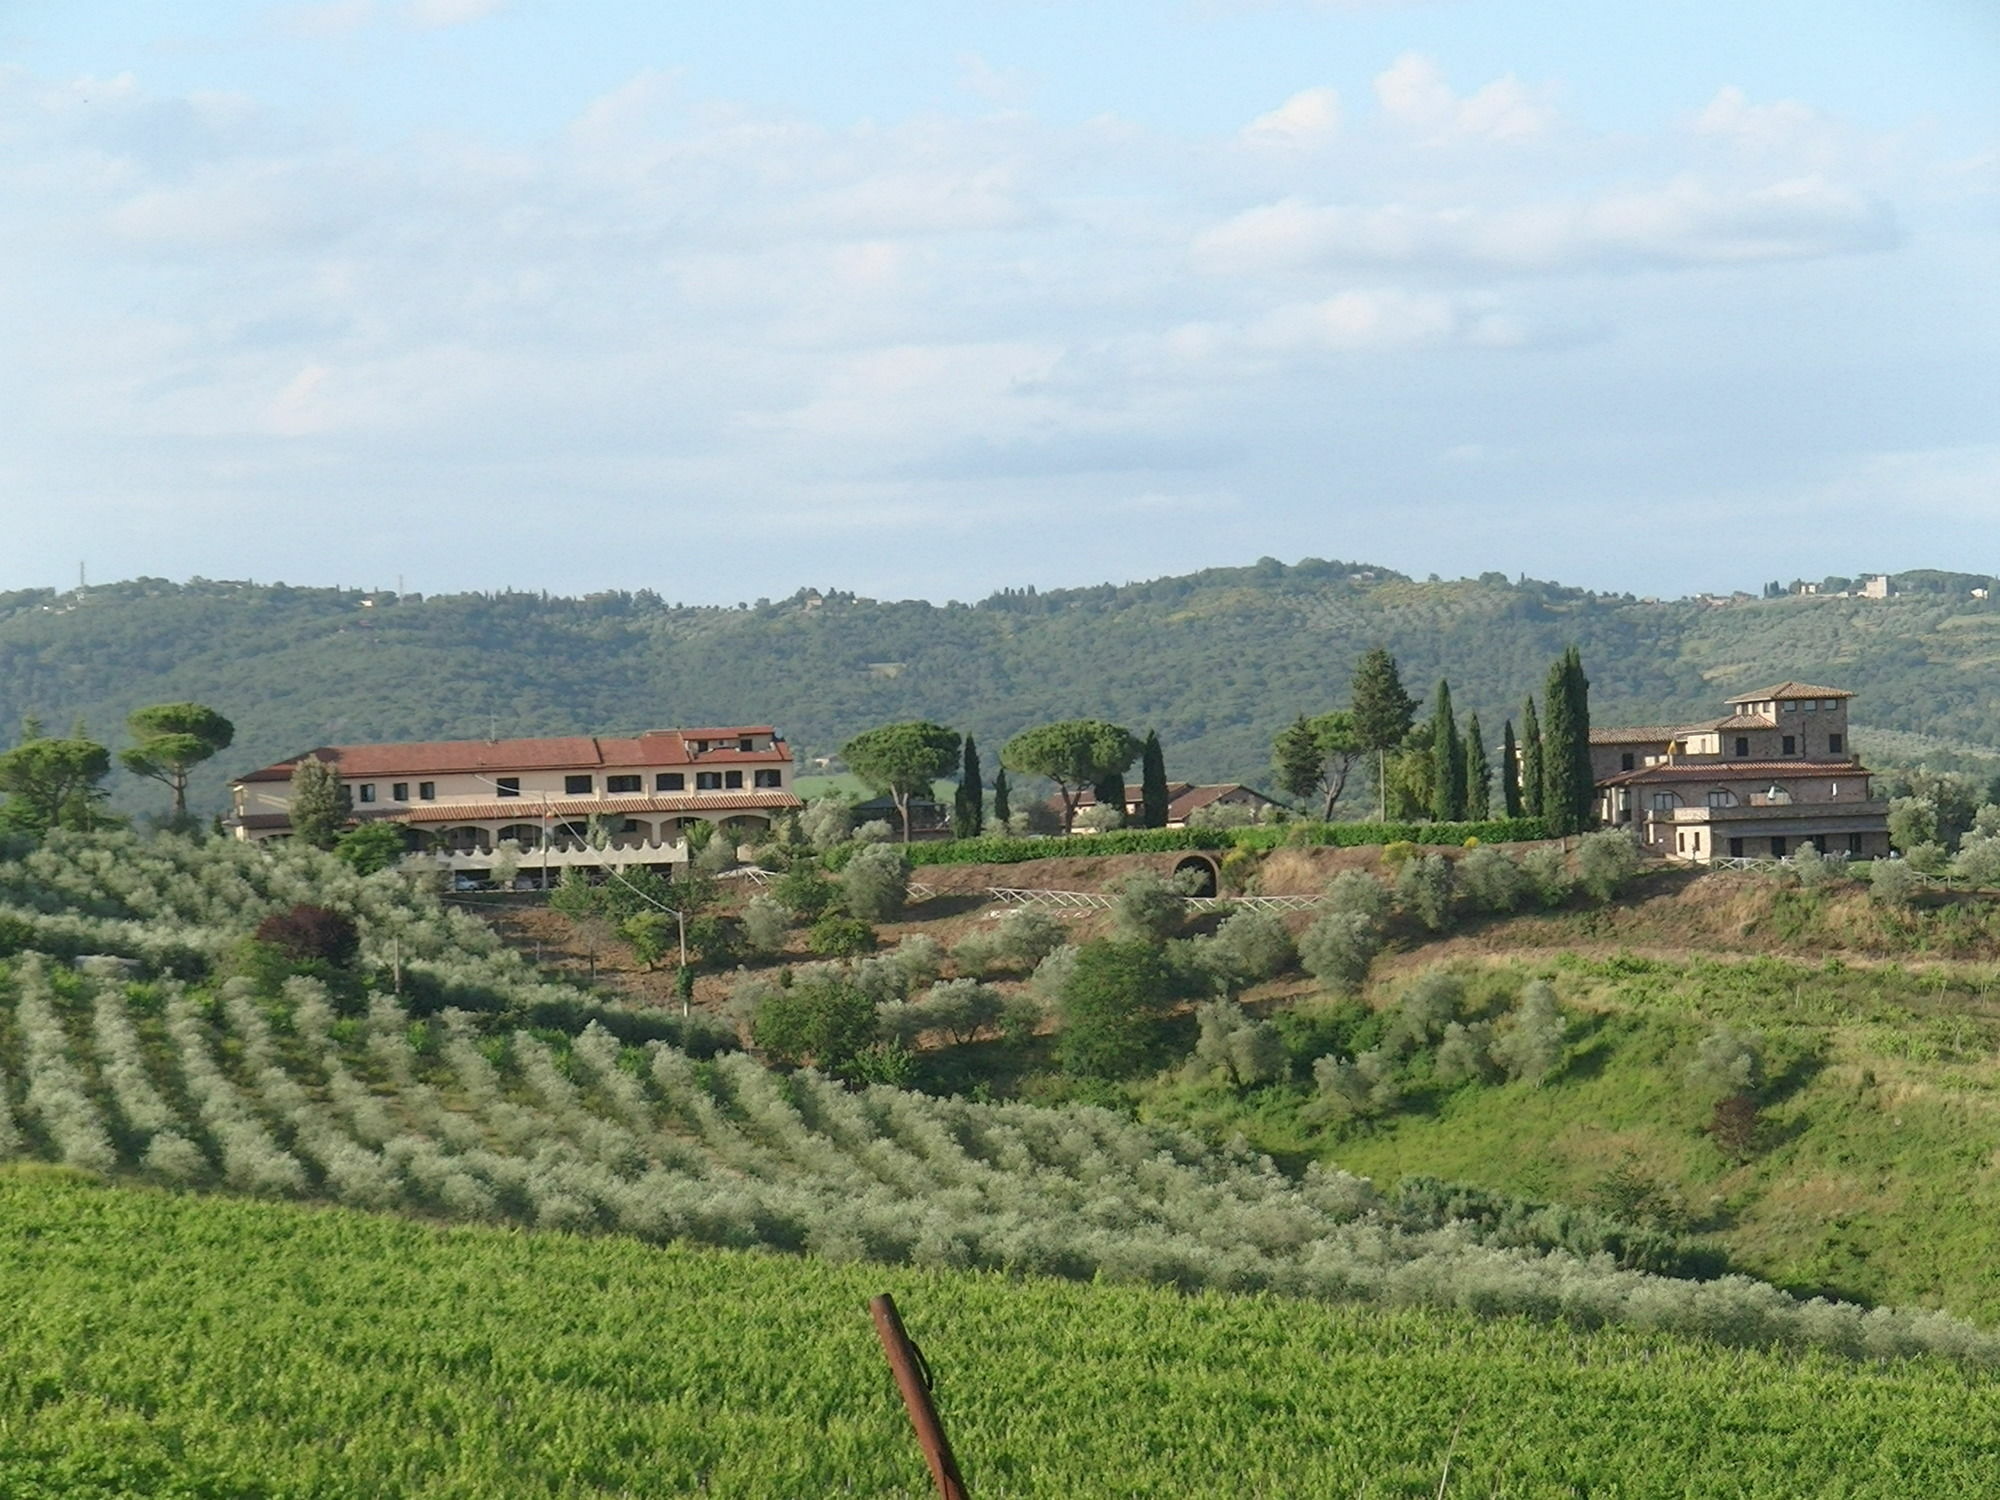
top-left (254, 904), bottom-right (360, 968)
top-left (1323, 870), bottom-right (1392, 924)
top-left (992, 908), bottom-right (1067, 970)
top-left (840, 843), bottom-right (911, 922)
top-left (1457, 845), bottom-right (1529, 913)
top-left (619, 912), bottom-right (679, 970)
top-left (1520, 846), bottom-right (1573, 907)
top-left (1110, 871), bottom-right (1183, 944)
top-left (751, 975), bottom-right (877, 1072)
top-left (1687, 1024), bottom-right (1764, 1098)
top-left (739, 895), bottom-right (790, 955)
top-left (1434, 1020), bottom-right (1497, 1085)
top-left (1790, 844), bottom-right (1841, 890)
top-left (1056, 939), bottom-right (1181, 1080)
top-left (806, 913), bottom-right (875, 957)
top-left (1297, 911), bottom-right (1382, 994)
top-left (1493, 980), bottom-right (1566, 1084)
top-left (1191, 999), bottom-right (1286, 1087)
top-left (1395, 854), bottom-right (1455, 932)
top-left (1902, 841), bottom-right (1950, 877)
top-left (852, 820), bottom-right (895, 846)
top-left (333, 822), bottom-right (407, 877)
top-left (1868, 858), bottom-right (1922, 906)
top-left (1951, 834), bottom-right (2000, 888)
top-left (772, 865), bottom-right (838, 921)
top-left (799, 798), bottom-right (852, 852)
top-left (1392, 968), bottom-right (1463, 1044)
top-left (878, 978), bottom-right (1003, 1047)
top-left (890, 818), bottom-right (1552, 869)
top-left (1202, 908), bottom-right (1296, 989)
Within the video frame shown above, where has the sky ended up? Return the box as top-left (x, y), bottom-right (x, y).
top-left (3, 0), bottom-right (1996, 604)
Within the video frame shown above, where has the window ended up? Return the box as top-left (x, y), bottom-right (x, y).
top-left (1828, 733), bottom-right (1843, 754)
top-left (356, 783), bottom-right (376, 803)
top-left (606, 774), bottom-right (641, 794)
top-left (1734, 737), bottom-right (1750, 757)
top-left (656, 772), bottom-right (685, 792)
top-left (1783, 700), bottom-right (1798, 713)
top-left (691, 740), bottom-right (709, 753)
top-left (1782, 735), bottom-right (1797, 755)
top-left (695, 771), bottom-right (722, 790)
top-left (1650, 791), bottom-right (1680, 812)
top-left (1707, 789), bottom-right (1736, 808)
top-left (496, 778), bottom-right (520, 798)
top-left (1729, 837), bottom-right (1744, 858)
top-left (1803, 699), bottom-right (1818, 712)
top-left (1848, 833), bottom-right (1864, 855)
top-left (724, 770), bottom-right (744, 789)
top-left (1621, 752), bottom-right (1635, 771)
top-left (391, 782), bottom-right (409, 801)
top-left (753, 768), bottom-right (782, 788)
top-left (738, 736), bottom-right (754, 752)
top-left (1770, 836), bottom-right (1788, 857)
top-left (1822, 699), bottom-right (1837, 711)
top-left (564, 774), bottom-right (593, 795)
top-left (418, 781), bottom-right (436, 800)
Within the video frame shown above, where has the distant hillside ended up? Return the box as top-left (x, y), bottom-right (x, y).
top-left (3, 561), bottom-right (1999, 816)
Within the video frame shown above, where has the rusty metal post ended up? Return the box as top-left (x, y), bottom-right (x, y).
top-left (869, 1294), bottom-right (970, 1500)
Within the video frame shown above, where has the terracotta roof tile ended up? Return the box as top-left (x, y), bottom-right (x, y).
top-left (234, 727), bottom-right (790, 783)
top-left (1724, 682), bottom-right (1853, 703)
top-left (1600, 760), bottom-right (1866, 786)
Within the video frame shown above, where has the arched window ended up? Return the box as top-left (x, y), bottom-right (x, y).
top-left (1650, 791), bottom-right (1682, 812)
top-left (1706, 788), bottom-right (1737, 809)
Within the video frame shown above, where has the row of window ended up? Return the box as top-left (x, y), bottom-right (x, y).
top-left (1619, 732), bottom-right (1842, 773)
top-left (351, 770), bottom-right (784, 804)
top-left (356, 781), bottom-right (436, 804)
top-left (1674, 831), bottom-right (1869, 856)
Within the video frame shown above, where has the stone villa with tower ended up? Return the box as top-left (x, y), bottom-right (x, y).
top-left (1591, 682), bottom-right (1890, 862)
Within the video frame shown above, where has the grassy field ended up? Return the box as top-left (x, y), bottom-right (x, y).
top-left (2, 1169), bottom-right (1996, 1500)
top-left (1150, 948), bottom-right (2000, 1321)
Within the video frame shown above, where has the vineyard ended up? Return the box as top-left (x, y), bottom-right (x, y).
top-left (0, 831), bottom-right (1997, 1369)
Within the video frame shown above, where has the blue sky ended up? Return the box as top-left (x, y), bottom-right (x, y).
top-left (4, 1), bottom-right (1995, 601)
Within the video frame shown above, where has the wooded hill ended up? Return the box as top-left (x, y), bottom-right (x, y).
top-left (4, 561), bottom-right (2000, 817)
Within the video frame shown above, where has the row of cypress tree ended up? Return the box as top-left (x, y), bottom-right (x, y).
top-left (948, 728), bottom-right (1175, 838)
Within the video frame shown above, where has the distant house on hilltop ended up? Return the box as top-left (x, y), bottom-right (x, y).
top-left (1591, 683), bottom-right (1889, 862)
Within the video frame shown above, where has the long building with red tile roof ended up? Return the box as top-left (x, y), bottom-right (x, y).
top-left (227, 726), bottom-right (800, 883)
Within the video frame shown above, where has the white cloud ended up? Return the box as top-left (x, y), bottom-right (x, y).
top-left (1692, 86), bottom-right (1829, 153)
top-left (405, 0), bottom-right (504, 26)
top-left (1193, 175), bottom-right (1895, 273)
top-left (1373, 53), bottom-right (1558, 142)
top-left (1168, 288), bottom-right (1528, 362)
top-left (1241, 87), bottom-right (1342, 147)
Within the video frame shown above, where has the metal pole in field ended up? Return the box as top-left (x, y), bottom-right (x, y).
top-left (868, 1294), bottom-right (969, 1500)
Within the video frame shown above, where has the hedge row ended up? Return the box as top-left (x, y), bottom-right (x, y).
top-left (889, 817), bottom-right (1551, 869)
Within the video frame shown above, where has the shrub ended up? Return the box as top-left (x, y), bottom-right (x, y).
top-left (254, 904), bottom-right (360, 968)
top-left (739, 895), bottom-right (790, 955)
top-left (949, 928), bottom-right (1005, 979)
top-left (619, 912), bottom-right (679, 970)
top-left (1056, 939), bottom-right (1180, 1080)
top-left (692, 831), bottom-right (739, 876)
top-left (1710, 1093), bottom-right (1762, 1162)
top-left (1323, 870), bottom-right (1392, 924)
top-left (1434, 1020), bottom-right (1497, 1086)
top-left (852, 820), bottom-right (895, 846)
top-left (1192, 1000), bottom-right (1286, 1087)
top-left (1886, 796), bottom-right (1938, 854)
top-left (1378, 840), bottom-right (1418, 870)
top-left (840, 843), bottom-right (911, 922)
top-left (1395, 854), bottom-right (1455, 932)
top-left (773, 865), bottom-right (838, 921)
top-left (1457, 845), bottom-right (1529, 913)
top-left (1902, 841), bottom-right (1950, 877)
top-left (992, 908), bottom-right (1067, 970)
top-left (807, 913), bottom-right (875, 958)
top-left (1520, 846), bottom-right (1573, 907)
top-left (1110, 871), bottom-right (1183, 944)
top-left (1687, 1024), bottom-right (1764, 1098)
top-left (333, 822), bottom-right (408, 877)
top-left (1867, 858), bottom-right (1922, 906)
top-left (1790, 844), bottom-right (1841, 890)
top-left (1493, 980), bottom-right (1566, 1084)
top-left (1575, 829), bottom-right (1640, 902)
top-left (1951, 834), bottom-right (2000, 888)
top-left (1393, 968), bottom-right (1463, 1044)
top-left (879, 978), bottom-right (1003, 1047)
top-left (1297, 911), bottom-right (1381, 994)
top-left (751, 975), bottom-right (877, 1073)
top-left (1202, 908), bottom-right (1296, 989)
top-left (799, 798), bottom-right (852, 852)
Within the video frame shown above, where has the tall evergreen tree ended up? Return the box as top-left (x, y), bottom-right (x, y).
top-left (952, 734), bottom-right (984, 840)
top-left (1427, 680), bottom-right (1467, 822)
top-left (1500, 718), bottom-right (1523, 818)
top-left (1139, 730), bottom-right (1170, 829)
top-left (1465, 712), bottom-right (1492, 821)
top-left (1092, 768), bottom-right (1128, 827)
top-left (1351, 647), bottom-right (1417, 821)
top-left (289, 755), bottom-right (350, 850)
top-left (1521, 697), bottom-right (1545, 820)
top-left (991, 767), bottom-right (1011, 827)
top-left (1540, 646), bottom-right (1595, 836)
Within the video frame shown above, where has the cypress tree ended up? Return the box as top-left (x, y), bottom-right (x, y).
top-left (288, 756), bottom-right (350, 850)
top-left (991, 767), bottom-right (1010, 828)
top-left (1540, 648), bottom-right (1594, 836)
top-left (1428, 680), bottom-right (1466, 822)
top-left (1092, 768), bottom-right (1128, 827)
top-left (1500, 718), bottom-right (1523, 818)
top-left (1351, 647), bottom-right (1418, 820)
top-left (1521, 697), bottom-right (1545, 820)
top-left (1139, 730), bottom-right (1170, 829)
top-left (952, 734), bottom-right (984, 840)
top-left (1465, 712), bottom-right (1492, 821)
